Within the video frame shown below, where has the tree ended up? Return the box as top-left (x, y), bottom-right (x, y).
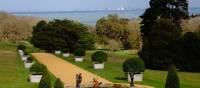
top-left (139, 18), bottom-right (181, 69)
top-left (54, 78), bottom-right (64, 88)
top-left (38, 71), bottom-right (52, 88)
top-left (96, 14), bottom-right (133, 49)
top-left (140, 0), bottom-right (189, 70)
top-left (165, 65), bottom-right (180, 88)
top-left (123, 58), bottom-right (145, 88)
top-left (31, 19), bottom-right (95, 53)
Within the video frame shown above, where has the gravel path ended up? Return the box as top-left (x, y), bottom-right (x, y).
top-left (32, 53), bottom-right (112, 87)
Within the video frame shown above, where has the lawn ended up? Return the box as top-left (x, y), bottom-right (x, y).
top-left (56, 50), bottom-right (200, 88)
top-left (0, 41), bottom-right (38, 88)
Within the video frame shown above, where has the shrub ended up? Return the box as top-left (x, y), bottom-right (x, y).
top-left (123, 57), bottom-right (145, 73)
top-left (123, 57), bottom-right (145, 87)
top-left (74, 49), bottom-right (86, 56)
top-left (26, 57), bottom-right (33, 63)
top-left (38, 71), bottom-right (52, 88)
top-left (24, 52), bottom-right (28, 56)
top-left (61, 48), bottom-right (69, 53)
top-left (92, 51), bottom-right (107, 63)
top-left (165, 65), bottom-right (180, 88)
top-left (17, 44), bottom-right (26, 51)
top-left (30, 63), bottom-right (46, 75)
top-left (54, 78), bottom-right (64, 88)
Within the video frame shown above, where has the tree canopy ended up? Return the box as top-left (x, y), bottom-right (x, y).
top-left (31, 19), bottom-right (95, 53)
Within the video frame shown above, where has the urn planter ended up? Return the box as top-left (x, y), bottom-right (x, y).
top-left (93, 63), bottom-right (104, 69)
top-left (22, 55), bottom-right (28, 61)
top-left (127, 73), bottom-right (143, 82)
top-left (75, 56), bottom-right (83, 62)
top-left (55, 50), bottom-right (61, 54)
top-left (19, 50), bottom-right (24, 56)
top-left (63, 53), bottom-right (70, 57)
top-left (29, 74), bottom-right (42, 83)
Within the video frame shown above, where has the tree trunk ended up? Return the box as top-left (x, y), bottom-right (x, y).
top-left (129, 73), bottom-right (134, 88)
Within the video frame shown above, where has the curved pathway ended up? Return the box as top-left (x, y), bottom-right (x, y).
top-left (32, 53), bottom-right (112, 87)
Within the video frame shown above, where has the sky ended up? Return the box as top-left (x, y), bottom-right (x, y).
top-left (0, 0), bottom-right (199, 12)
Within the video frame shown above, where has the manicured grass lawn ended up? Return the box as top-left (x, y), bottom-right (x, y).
top-left (0, 41), bottom-right (38, 88)
top-left (56, 50), bottom-right (200, 88)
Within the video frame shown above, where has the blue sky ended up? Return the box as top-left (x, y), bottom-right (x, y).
top-left (0, 0), bottom-right (199, 12)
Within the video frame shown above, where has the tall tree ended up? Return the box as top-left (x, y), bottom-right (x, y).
top-left (139, 0), bottom-right (189, 70)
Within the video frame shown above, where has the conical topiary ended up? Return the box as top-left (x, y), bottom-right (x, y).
top-left (54, 78), bottom-right (64, 88)
top-left (165, 65), bottom-right (180, 88)
top-left (38, 71), bottom-right (52, 88)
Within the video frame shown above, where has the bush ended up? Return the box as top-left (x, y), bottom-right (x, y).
top-left (17, 44), bottom-right (26, 51)
top-left (30, 63), bottom-right (46, 75)
top-left (165, 65), bottom-right (180, 88)
top-left (54, 78), bottom-right (64, 88)
top-left (24, 52), bottom-right (28, 56)
top-left (123, 58), bottom-right (145, 73)
top-left (92, 51), bottom-right (107, 63)
top-left (61, 48), bottom-right (69, 53)
top-left (74, 49), bottom-right (86, 56)
top-left (26, 57), bottom-right (33, 63)
top-left (38, 71), bottom-right (52, 88)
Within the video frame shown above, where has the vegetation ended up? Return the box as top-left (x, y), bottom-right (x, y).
top-left (140, 18), bottom-right (181, 70)
top-left (30, 63), bottom-right (47, 75)
top-left (17, 44), bottom-right (26, 51)
top-left (54, 78), bottom-right (64, 88)
top-left (123, 58), bottom-right (145, 87)
top-left (56, 50), bottom-right (200, 88)
top-left (91, 51), bottom-right (108, 63)
top-left (140, 0), bottom-right (189, 70)
top-left (38, 71), bottom-right (52, 88)
top-left (61, 48), bottom-right (69, 53)
top-left (0, 12), bottom-right (40, 41)
top-left (96, 14), bottom-right (141, 50)
top-left (165, 65), bottom-right (180, 88)
top-left (0, 41), bottom-right (38, 88)
top-left (31, 19), bottom-right (95, 53)
top-left (74, 48), bottom-right (86, 56)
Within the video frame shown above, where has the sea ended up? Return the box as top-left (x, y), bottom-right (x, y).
top-left (11, 8), bottom-right (200, 26)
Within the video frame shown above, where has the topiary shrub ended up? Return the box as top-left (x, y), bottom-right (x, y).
top-left (123, 58), bottom-right (145, 87)
top-left (92, 51), bottom-right (107, 63)
top-left (38, 71), bottom-right (52, 88)
top-left (26, 57), bottom-right (34, 63)
top-left (17, 44), bottom-right (26, 51)
top-left (165, 65), bottom-right (180, 88)
top-left (61, 48), bottom-right (69, 53)
top-left (74, 49), bottom-right (86, 57)
top-left (30, 63), bottom-right (46, 75)
top-left (54, 78), bottom-right (64, 88)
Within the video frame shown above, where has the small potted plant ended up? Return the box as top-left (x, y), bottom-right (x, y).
top-left (62, 48), bottom-right (70, 57)
top-left (74, 49), bottom-right (85, 62)
top-left (22, 52), bottom-right (29, 61)
top-left (17, 45), bottom-right (26, 56)
top-left (92, 51), bottom-right (107, 69)
top-left (29, 63), bottom-right (46, 83)
top-left (24, 57), bottom-right (34, 68)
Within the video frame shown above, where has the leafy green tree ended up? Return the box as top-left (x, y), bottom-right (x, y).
top-left (139, 18), bottom-right (181, 69)
top-left (96, 14), bottom-right (132, 49)
top-left (123, 58), bottom-right (145, 88)
top-left (54, 78), bottom-right (64, 88)
top-left (139, 0), bottom-right (189, 70)
top-left (165, 65), bottom-right (180, 88)
top-left (38, 71), bottom-right (52, 88)
top-left (31, 19), bottom-right (95, 53)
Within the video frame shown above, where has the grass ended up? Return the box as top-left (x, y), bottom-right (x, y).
top-left (56, 51), bottom-right (200, 88)
top-left (0, 41), bottom-right (38, 88)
